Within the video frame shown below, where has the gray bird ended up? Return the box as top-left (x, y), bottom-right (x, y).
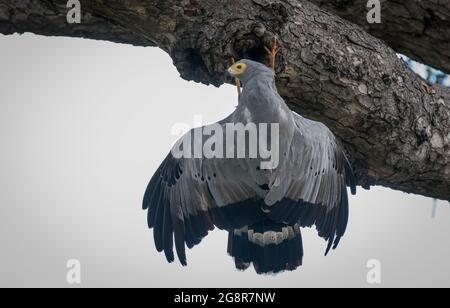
top-left (143, 59), bottom-right (356, 274)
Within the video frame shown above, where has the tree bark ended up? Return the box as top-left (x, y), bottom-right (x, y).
top-left (0, 0), bottom-right (154, 46)
top-left (1, 0), bottom-right (449, 201)
top-left (310, 0), bottom-right (450, 74)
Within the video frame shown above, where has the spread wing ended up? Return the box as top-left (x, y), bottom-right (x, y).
top-left (143, 124), bottom-right (266, 265)
top-left (264, 112), bottom-right (356, 254)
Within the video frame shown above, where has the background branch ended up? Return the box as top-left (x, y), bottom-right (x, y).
top-left (310, 0), bottom-right (450, 74)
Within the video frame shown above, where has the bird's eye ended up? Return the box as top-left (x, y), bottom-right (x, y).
top-left (236, 65), bottom-right (242, 69)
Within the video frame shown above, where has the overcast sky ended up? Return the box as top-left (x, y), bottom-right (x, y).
top-left (0, 33), bottom-right (449, 288)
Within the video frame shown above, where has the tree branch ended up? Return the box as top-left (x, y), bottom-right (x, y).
top-left (310, 0), bottom-right (450, 74)
top-left (0, 0), bottom-right (154, 46)
top-left (1, 0), bottom-right (449, 200)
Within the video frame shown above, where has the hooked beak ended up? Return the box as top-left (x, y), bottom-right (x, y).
top-left (224, 68), bottom-right (235, 79)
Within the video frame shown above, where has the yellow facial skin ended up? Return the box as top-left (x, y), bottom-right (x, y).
top-left (228, 62), bottom-right (247, 77)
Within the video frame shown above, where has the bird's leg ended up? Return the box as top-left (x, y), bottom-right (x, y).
top-left (264, 37), bottom-right (280, 72)
top-left (230, 57), bottom-right (242, 97)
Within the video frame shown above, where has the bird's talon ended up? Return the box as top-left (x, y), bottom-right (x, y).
top-left (265, 37), bottom-right (279, 71)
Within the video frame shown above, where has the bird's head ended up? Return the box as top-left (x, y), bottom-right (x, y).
top-left (226, 59), bottom-right (274, 83)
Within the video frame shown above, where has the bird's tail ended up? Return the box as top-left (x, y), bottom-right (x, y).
top-left (227, 220), bottom-right (303, 274)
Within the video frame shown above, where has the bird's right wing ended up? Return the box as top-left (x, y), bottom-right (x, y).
top-left (143, 124), bottom-right (265, 265)
top-left (264, 113), bottom-right (356, 254)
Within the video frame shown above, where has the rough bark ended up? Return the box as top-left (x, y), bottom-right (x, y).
top-left (0, 0), bottom-right (449, 200)
top-left (0, 0), bottom-right (154, 46)
top-left (310, 0), bottom-right (450, 74)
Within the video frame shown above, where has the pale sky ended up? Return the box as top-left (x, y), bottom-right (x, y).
top-left (0, 33), bottom-right (449, 287)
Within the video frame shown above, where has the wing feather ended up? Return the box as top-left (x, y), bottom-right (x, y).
top-left (143, 124), bottom-right (264, 265)
top-left (267, 112), bottom-right (356, 253)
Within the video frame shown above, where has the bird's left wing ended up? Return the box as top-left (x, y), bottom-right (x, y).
top-left (143, 124), bottom-right (265, 265)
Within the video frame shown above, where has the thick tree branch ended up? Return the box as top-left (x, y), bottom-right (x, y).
top-left (0, 0), bottom-right (154, 46)
top-left (310, 0), bottom-right (450, 74)
top-left (1, 0), bottom-right (449, 200)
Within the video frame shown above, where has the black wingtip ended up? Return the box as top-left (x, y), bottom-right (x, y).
top-left (325, 239), bottom-right (333, 256)
top-left (343, 152), bottom-right (357, 195)
top-left (333, 236), bottom-right (342, 250)
top-left (173, 218), bottom-right (187, 267)
top-left (325, 231), bottom-right (338, 256)
top-left (142, 195), bottom-right (149, 210)
top-left (176, 248), bottom-right (187, 267)
top-left (165, 251), bottom-right (175, 263)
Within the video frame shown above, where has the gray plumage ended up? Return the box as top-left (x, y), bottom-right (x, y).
top-left (143, 59), bottom-right (356, 274)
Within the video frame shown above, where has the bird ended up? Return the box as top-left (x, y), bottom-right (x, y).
top-left (143, 44), bottom-right (356, 274)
